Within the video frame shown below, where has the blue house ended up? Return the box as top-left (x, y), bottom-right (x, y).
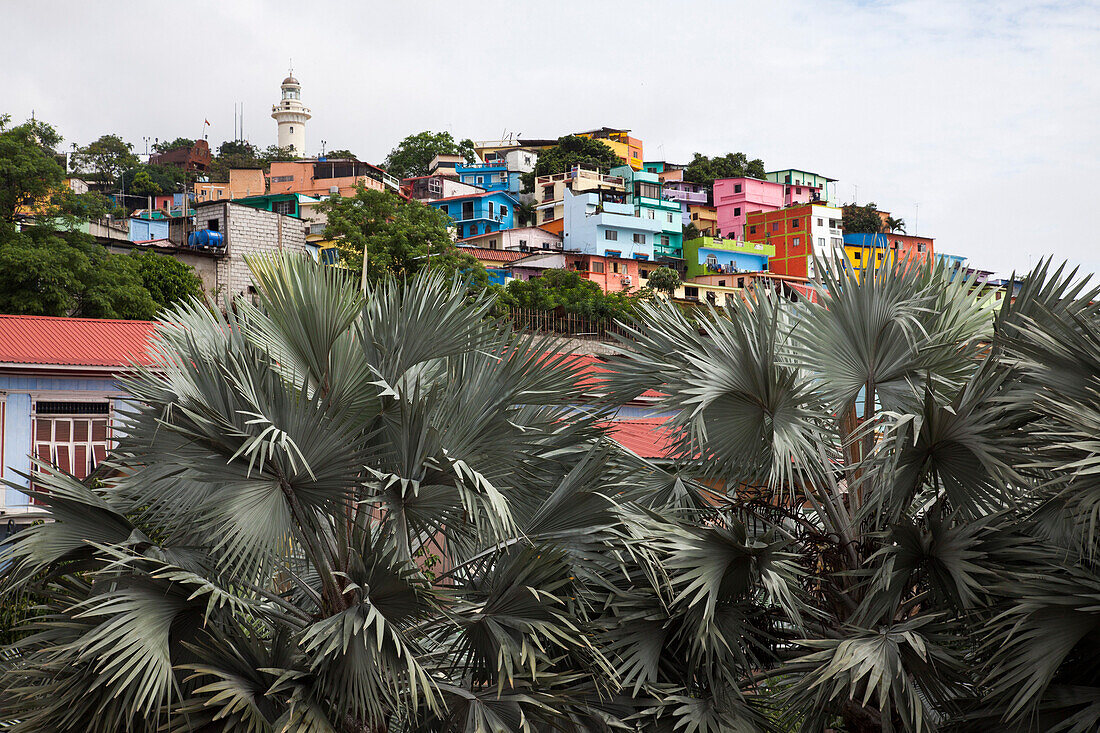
top-left (0, 315), bottom-right (156, 533)
top-left (561, 189), bottom-right (662, 260)
top-left (129, 216), bottom-right (170, 242)
top-left (429, 191), bottom-right (519, 239)
top-left (455, 163), bottom-right (509, 192)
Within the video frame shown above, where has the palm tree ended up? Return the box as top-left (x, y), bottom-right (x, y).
top-left (3, 253), bottom-right (1100, 733)
top-left (885, 215), bottom-right (906, 233)
top-left (597, 257), bottom-right (1100, 731)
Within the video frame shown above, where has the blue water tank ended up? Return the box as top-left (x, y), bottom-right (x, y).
top-left (188, 229), bottom-right (225, 249)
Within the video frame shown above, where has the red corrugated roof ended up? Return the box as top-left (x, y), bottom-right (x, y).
top-left (0, 315), bottom-right (157, 368)
top-left (602, 417), bottom-right (679, 459)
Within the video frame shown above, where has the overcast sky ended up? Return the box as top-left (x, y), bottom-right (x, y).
top-left (5, 0), bottom-right (1098, 275)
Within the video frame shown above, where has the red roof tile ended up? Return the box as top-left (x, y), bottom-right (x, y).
top-left (0, 315), bottom-right (157, 368)
top-left (457, 246), bottom-right (530, 262)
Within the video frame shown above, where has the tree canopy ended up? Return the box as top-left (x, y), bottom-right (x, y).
top-left (382, 131), bottom-right (476, 179)
top-left (70, 134), bottom-right (140, 186)
top-left (321, 185), bottom-right (485, 287)
top-left (528, 134), bottom-right (622, 183)
top-left (645, 265), bottom-right (682, 296)
top-left (324, 148), bottom-right (356, 159)
top-left (843, 201), bottom-right (886, 234)
top-left (206, 140), bottom-right (296, 182)
top-left (151, 137), bottom-right (195, 153)
top-left (3, 256), bottom-right (1100, 731)
top-left (496, 267), bottom-right (641, 320)
top-left (681, 151), bottom-right (766, 188)
top-left (0, 115), bottom-right (67, 222)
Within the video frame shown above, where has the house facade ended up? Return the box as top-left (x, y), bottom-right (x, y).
top-left (0, 315), bottom-right (156, 529)
top-left (534, 167), bottom-right (626, 233)
top-left (682, 236), bottom-right (774, 279)
top-left (267, 159), bottom-right (399, 198)
top-left (713, 177), bottom-right (784, 240)
top-left (662, 179), bottom-right (708, 226)
top-left (764, 169), bottom-right (838, 206)
top-left (611, 165), bottom-right (683, 258)
top-left (455, 162), bottom-right (510, 192)
top-left (575, 128), bottom-right (643, 170)
top-left (561, 189), bottom-right (662, 261)
top-left (460, 226), bottom-right (562, 252)
top-left (428, 190), bottom-right (519, 239)
top-left (843, 232), bottom-right (934, 279)
top-left (746, 203), bottom-right (844, 279)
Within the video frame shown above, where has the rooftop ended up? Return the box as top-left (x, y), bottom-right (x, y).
top-left (602, 417), bottom-right (679, 459)
top-left (0, 315), bottom-right (157, 368)
top-left (457, 246), bottom-right (530, 262)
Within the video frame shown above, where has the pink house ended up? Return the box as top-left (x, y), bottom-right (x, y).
top-left (713, 178), bottom-right (784, 240)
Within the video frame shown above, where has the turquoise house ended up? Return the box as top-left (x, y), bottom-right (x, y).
top-left (682, 236), bottom-right (775, 279)
top-left (612, 165), bottom-right (683, 258)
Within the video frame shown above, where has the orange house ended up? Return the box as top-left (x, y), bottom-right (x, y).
top-left (268, 159), bottom-right (399, 198)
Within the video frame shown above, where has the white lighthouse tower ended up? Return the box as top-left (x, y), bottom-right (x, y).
top-left (271, 68), bottom-right (311, 157)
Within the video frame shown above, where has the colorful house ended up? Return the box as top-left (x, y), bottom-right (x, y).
top-left (611, 165), bottom-right (683, 259)
top-left (764, 169), bottom-right (838, 206)
top-left (507, 250), bottom-right (645, 293)
top-left (476, 147), bottom-right (538, 194)
top-left (456, 246), bottom-right (530, 286)
top-left (682, 236), bottom-right (774, 279)
top-left (713, 177), bottom-right (784, 240)
top-left (0, 315), bottom-right (157, 530)
top-left (842, 233), bottom-right (934, 280)
top-left (455, 162), bottom-right (510, 192)
top-left (534, 167), bottom-right (626, 233)
top-left (575, 128), bottom-right (644, 170)
top-left (662, 179), bottom-right (708, 226)
top-left (746, 204), bottom-right (845, 279)
top-left (267, 158), bottom-right (399, 198)
top-left (429, 190), bottom-right (519, 239)
top-left (688, 204), bottom-right (719, 236)
top-left (401, 175), bottom-right (485, 202)
top-left (459, 226), bottom-right (562, 252)
top-left (561, 189), bottom-right (663, 261)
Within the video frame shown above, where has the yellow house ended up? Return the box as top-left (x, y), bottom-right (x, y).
top-left (575, 128), bottom-right (643, 170)
top-left (688, 205), bottom-right (718, 236)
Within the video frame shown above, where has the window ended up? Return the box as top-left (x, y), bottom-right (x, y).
top-left (440, 204), bottom-right (449, 214)
top-left (542, 241), bottom-right (550, 250)
top-left (706, 254), bottom-right (718, 266)
top-left (543, 209), bottom-right (554, 221)
top-left (854, 251), bottom-right (862, 261)
top-left (605, 249), bottom-right (621, 258)
top-left (487, 238), bottom-right (498, 249)
top-left (640, 269), bottom-right (650, 278)
top-left (692, 213), bottom-right (698, 220)
top-left (917, 243), bottom-right (927, 252)
top-left (32, 402), bottom-right (111, 487)
top-left (771, 222), bottom-right (779, 232)
top-left (605, 230), bottom-right (618, 241)
top-left (271, 175), bottom-right (294, 183)
top-left (817, 218), bottom-right (824, 226)
top-left (462, 202), bottom-right (474, 219)
top-left (289, 126), bottom-right (294, 133)
top-left (592, 261), bottom-right (605, 273)
top-left (499, 173), bottom-right (507, 182)
top-left (518, 239), bottom-right (526, 248)
top-left (829, 218), bottom-right (840, 229)
top-left (792, 237), bottom-right (800, 247)
top-left (734, 207), bottom-right (741, 217)
top-left (684, 286), bottom-right (699, 298)
top-left (633, 233), bottom-right (645, 244)
top-left (273, 200), bottom-right (295, 216)
top-left (819, 237), bottom-right (825, 247)
top-left (796, 186), bottom-right (802, 194)
top-left (792, 218), bottom-right (800, 229)
top-left (718, 280), bottom-right (726, 286)
top-left (647, 210), bottom-right (655, 219)
top-left (734, 184), bottom-right (742, 193)
top-left (524, 155), bottom-right (532, 165)
top-left (661, 235), bottom-right (670, 247)
top-left (666, 213), bottom-right (674, 223)
top-left (488, 202), bottom-right (495, 218)
top-left (477, 176), bottom-right (484, 184)
top-left (832, 237), bottom-right (843, 246)
top-left (737, 277), bottom-right (745, 288)
top-left (500, 205), bottom-right (508, 219)
top-left (749, 225), bottom-right (757, 235)
top-left (207, 218), bottom-right (219, 232)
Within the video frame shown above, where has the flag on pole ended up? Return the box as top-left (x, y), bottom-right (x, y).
top-left (204, 119), bottom-right (210, 126)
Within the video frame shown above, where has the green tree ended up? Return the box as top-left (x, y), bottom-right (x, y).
top-left (321, 185), bottom-right (485, 287)
top-left (382, 131), bottom-right (476, 179)
top-left (129, 250), bottom-right (205, 308)
top-left (71, 134), bottom-right (139, 188)
top-left (645, 265), bottom-right (681, 296)
top-left (681, 151), bottom-right (766, 189)
top-left (127, 170), bottom-right (161, 197)
top-left (524, 135), bottom-right (622, 189)
top-left (0, 225), bottom-right (157, 319)
top-left (843, 200), bottom-right (885, 234)
top-left (151, 137), bottom-right (195, 153)
top-left (324, 148), bottom-right (356, 159)
top-left (0, 115), bottom-right (67, 222)
top-left (497, 268), bottom-right (638, 320)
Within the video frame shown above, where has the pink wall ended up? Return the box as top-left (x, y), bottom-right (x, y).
top-left (713, 178), bottom-right (784, 239)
